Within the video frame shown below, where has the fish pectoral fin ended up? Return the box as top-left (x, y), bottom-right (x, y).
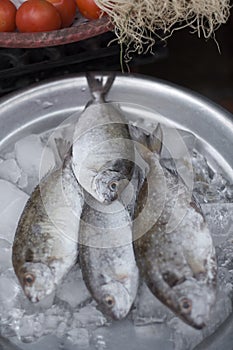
top-left (145, 266), bottom-right (178, 310)
top-left (115, 273), bottom-right (129, 282)
top-left (100, 273), bottom-right (112, 284)
top-left (54, 138), bottom-right (71, 161)
top-left (186, 256), bottom-right (206, 277)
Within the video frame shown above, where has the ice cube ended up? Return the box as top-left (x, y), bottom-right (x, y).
top-left (56, 265), bottom-right (91, 308)
top-left (17, 171), bottom-right (28, 191)
top-left (14, 134), bottom-right (56, 183)
top-left (211, 173), bottom-right (227, 191)
top-left (0, 159), bottom-right (22, 184)
top-left (225, 184), bottom-right (233, 202)
top-left (17, 313), bottom-right (45, 343)
top-left (65, 328), bottom-right (89, 347)
top-left (72, 303), bottom-right (107, 328)
top-left (192, 150), bottom-right (213, 183)
top-left (0, 180), bottom-right (29, 243)
top-left (201, 203), bottom-right (233, 245)
top-left (168, 317), bottom-right (203, 350)
top-left (13, 335), bottom-right (62, 350)
top-left (0, 238), bottom-right (13, 273)
top-left (216, 237), bottom-right (233, 271)
top-left (160, 156), bottom-right (194, 190)
top-left (92, 334), bottom-right (107, 350)
top-left (132, 283), bottom-right (171, 325)
top-left (161, 127), bottom-right (195, 160)
top-left (134, 323), bottom-right (174, 350)
top-left (0, 275), bottom-right (21, 320)
top-left (16, 304), bottom-right (71, 343)
top-left (193, 181), bottom-right (224, 204)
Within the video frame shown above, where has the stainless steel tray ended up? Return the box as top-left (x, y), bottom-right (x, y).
top-left (0, 73), bottom-right (232, 349)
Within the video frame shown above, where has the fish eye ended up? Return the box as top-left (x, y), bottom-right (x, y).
top-left (103, 295), bottom-right (115, 308)
top-left (23, 273), bottom-right (35, 287)
top-left (180, 298), bottom-right (192, 314)
top-left (108, 181), bottom-right (118, 192)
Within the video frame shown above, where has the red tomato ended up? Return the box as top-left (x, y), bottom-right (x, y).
top-left (16, 0), bottom-right (62, 32)
top-left (0, 0), bottom-right (17, 32)
top-left (75, 0), bottom-right (103, 20)
top-left (47, 0), bottom-right (77, 27)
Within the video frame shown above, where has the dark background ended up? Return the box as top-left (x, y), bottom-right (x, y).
top-left (137, 11), bottom-right (233, 113)
top-left (0, 10), bottom-right (232, 113)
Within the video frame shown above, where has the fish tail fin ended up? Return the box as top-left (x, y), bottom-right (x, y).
top-left (86, 72), bottom-right (115, 102)
top-left (129, 123), bottom-right (163, 156)
top-left (54, 138), bottom-right (72, 161)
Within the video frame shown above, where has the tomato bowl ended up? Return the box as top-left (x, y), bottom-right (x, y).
top-left (0, 14), bottom-right (112, 48)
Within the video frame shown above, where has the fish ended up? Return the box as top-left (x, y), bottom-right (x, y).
top-left (120, 156), bottom-right (146, 219)
top-left (12, 145), bottom-right (84, 303)
top-left (130, 124), bottom-right (217, 329)
top-left (79, 188), bottom-right (139, 320)
top-left (72, 72), bottom-right (135, 204)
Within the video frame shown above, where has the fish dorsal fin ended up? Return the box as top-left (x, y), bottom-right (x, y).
top-left (129, 123), bottom-right (163, 156)
top-left (128, 124), bottom-right (150, 148)
top-left (100, 273), bottom-right (112, 284)
top-left (149, 123), bottom-right (163, 155)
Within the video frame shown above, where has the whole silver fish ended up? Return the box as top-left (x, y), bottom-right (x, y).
top-left (12, 153), bottom-right (84, 303)
top-left (79, 188), bottom-right (139, 320)
top-left (72, 73), bottom-right (135, 204)
top-left (130, 124), bottom-right (217, 329)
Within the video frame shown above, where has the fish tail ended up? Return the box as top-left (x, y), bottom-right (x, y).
top-left (129, 123), bottom-right (163, 156)
top-left (54, 138), bottom-right (71, 161)
top-left (86, 72), bottom-right (115, 102)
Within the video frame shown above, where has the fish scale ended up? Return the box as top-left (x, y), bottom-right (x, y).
top-left (130, 124), bottom-right (217, 329)
top-left (72, 73), bottom-right (135, 204)
top-left (79, 165), bottom-right (142, 320)
top-left (12, 155), bottom-right (84, 303)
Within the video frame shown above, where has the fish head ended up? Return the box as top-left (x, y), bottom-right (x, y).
top-left (18, 262), bottom-right (55, 303)
top-left (98, 281), bottom-right (132, 320)
top-left (171, 278), bottom-right (216, 329)
top-left (94, 170), bottom-right (130, 204)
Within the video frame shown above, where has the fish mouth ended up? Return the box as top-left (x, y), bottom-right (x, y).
top-left (27, 294), bottom-right (40, 303)
top-left (192, 321), bottom-right (206, 330)
top-left (103, 194), bottom-right (118, 204)
top-left (110, 308), bottom-right (129, 321)
top-left (181, 315), bottom-right (206, 330)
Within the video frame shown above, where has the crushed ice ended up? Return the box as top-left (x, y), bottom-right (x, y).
top-left (0, 123), bottom-right (233, 350)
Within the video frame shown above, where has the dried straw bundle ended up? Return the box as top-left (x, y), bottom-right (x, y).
top-left (95, 0), bottom-right (230, 57)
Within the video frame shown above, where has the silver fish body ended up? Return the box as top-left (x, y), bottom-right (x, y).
top-left (12, 156), bottom-right (84, 303)
top-left (79, 191), bottom-right (139, 320)
top-left (131, 125), bottom-right (217, 329)
top-left (72, 73), bottom-right (135, 204)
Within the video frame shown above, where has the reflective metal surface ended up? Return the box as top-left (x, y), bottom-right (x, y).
top-left (0, 73), bottom-right (232, 349)
top-left (0, 73), bottom-right (232, 177)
